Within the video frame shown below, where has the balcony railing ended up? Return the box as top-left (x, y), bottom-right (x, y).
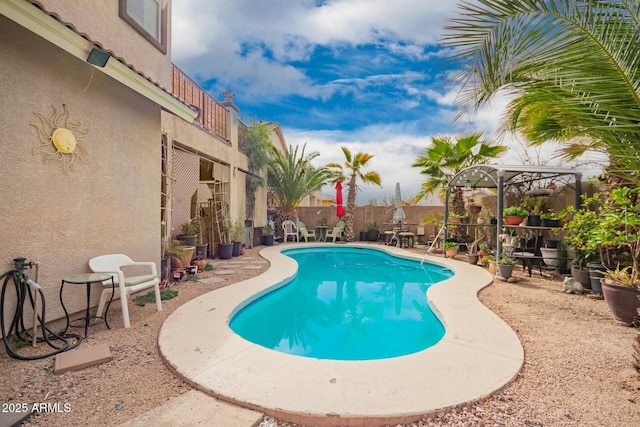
top-left (171, 65), bottom-right (229, 141)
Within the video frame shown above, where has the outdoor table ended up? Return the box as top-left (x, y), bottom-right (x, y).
top-left (60, 273), bottom-right (115, 338)
top-left (315, 225), bottom-right (328, 241)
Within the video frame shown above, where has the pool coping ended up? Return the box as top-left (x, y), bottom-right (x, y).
top-left (158, 243), bottom-right (524, 426)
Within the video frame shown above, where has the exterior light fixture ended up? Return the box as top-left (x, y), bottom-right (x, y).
top-left (86, 47), bottom-right (110, 67)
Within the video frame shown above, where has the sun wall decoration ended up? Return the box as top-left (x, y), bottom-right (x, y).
top-left (31, 104), bottom-right (90, 174)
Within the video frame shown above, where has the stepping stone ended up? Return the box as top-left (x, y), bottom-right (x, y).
top-left (243, 265), bottom-right (263, 270)
top-left (199, 277), bottom-right (225, 284)
top-left (54, 343), bottom-right (111, 375)
top-left (117, 390), bottom-right (262, 427)
top-left (215, 270), bottom-right (236, 276)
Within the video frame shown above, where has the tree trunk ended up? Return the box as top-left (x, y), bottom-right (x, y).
top-left (344, 175), bottom-right (357, 242)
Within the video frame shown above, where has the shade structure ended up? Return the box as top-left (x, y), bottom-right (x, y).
top-left (335, 181), bottom-right (345, 217)
top-left (392, 182), bottom-right (406, 222)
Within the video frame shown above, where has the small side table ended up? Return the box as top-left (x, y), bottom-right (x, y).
top-left (315, 225), bottom-right (328, 241)
top-left (60, 273), bottom-right (115, 338)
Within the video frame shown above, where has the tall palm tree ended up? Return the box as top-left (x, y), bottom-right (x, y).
top-left (327, 147), bottom-right (382, 242)
top-left (442, 0), bottom-right (640, 185)
top-left (412, 132), bottom-right (507, 214)
top-left (267, 143), bottom-right (331, 221)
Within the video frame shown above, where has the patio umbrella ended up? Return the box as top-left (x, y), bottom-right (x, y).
top-left (392, 182), bottom-right (406, 222)
top-left (335, 181), bottom-right (345, 218)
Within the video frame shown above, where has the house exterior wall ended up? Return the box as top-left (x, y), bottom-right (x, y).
top-left (35, 0), bottom-right (173, 88)
top-left (0, 14), bottom-right (161, 323)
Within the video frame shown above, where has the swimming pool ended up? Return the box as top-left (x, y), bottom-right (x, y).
top-left (230, 247), bottom-right (453, 360)
top-left (159, 243), bottom-right (523, 426)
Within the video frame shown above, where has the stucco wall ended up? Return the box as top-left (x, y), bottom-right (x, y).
top-left (0, 16), bottom-right (161, 325)
top-left (35, 0), bottom-right (173, 88)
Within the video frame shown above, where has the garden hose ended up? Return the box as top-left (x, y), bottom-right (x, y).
top-left (0, 259), bottom-right (81, 360)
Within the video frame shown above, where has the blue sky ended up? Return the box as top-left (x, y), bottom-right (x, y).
top-left (172, 0), bottom-right (603, 205)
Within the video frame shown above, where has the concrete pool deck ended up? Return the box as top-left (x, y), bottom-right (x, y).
top-left (158, 243), bottom-right (524, 426)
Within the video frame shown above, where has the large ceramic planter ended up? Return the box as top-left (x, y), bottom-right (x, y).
top-left (366, 229), bottom-right (379, 242)
top-left (571, 265), bottom-right (592, 289)
top-left (262, 235), bottom-right (274, 246)
top-left (539, 247), bottom-right (558, 267)
top-left (232, 241), bottom-right (241, 257)
top-left (445, 247), bottom-right (458, 258)
top-left (497, 263), bottom-right (514, 278)
top-left (195, 243), bottom-right (208, 260)
top-left (587, 262), bottom-right (613, 295)
top-left (218, 243), bottom-right (233, 259)
top-left (503, 216), bottom-right (524, 226)
top-left (170, 246), bottom-right (195, 269)
top-left (467, 253), bottom-right (479, 265)
top-left (177, 234), bottom-right (198, 247)
top-left (601, 280), bottom-right (640, 326)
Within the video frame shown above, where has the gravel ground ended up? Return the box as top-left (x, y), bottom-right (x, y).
top-left (1, 246), bottom-right (639, 427)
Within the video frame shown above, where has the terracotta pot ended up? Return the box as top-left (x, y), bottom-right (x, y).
top-left (170, 246), bottom-right (195, 269)
top-left (503, 216), bottom-right (524, 226)
top-left (600, 279), bottom-right (640, 326)
top-left (448, 217), bottom-right (461, 224)
top-left (193, 259), bottom-right (206, 272)
top-left (488, 261), bottom-right (497, 275)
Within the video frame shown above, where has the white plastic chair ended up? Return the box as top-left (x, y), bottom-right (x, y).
top-left (325, 221), bottom-right (345, 243)
top-left (88, 254), bottom-right (161, 329)
top-left (282, 220), bottom-right (298, 242)
top-left (297, 221), bottom-right (316, 242)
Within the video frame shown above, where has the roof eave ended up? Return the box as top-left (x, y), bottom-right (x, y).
top-left (1, 0), bottom-right (197, 123)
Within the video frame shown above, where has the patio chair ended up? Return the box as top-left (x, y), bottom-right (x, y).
top-left (282, 220), bottom-right (298, 242)
top-left (325, 221), bottom-right (345, 243)
top-left (297, 221), bottom-right (316, 242)
top-left (88, 254), bottom-right (161, 329)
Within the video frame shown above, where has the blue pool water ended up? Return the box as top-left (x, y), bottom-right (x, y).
top-left (229, 247), bottom-right (453, 360)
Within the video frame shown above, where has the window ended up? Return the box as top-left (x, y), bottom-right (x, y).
top-left (119, 0), bottom-right (167, 54)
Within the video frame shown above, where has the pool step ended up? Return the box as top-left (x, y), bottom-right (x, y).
top-left (118, 390), bottom-right (263, 427)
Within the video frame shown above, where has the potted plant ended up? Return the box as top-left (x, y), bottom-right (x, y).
top-left (521, 197), bottom-right (543, 226)
top-left (466, 239), bottom-right (481, 265)
top-left (262, 223), bottom-right (275, 246)
top-left (217, 219), bottom-right (234, 259)
top-left (481, 255), bottom-right (497, 274)
top-left (194, 216), bottom-right (209, 260)
top-left (497, 254), bottom-right (517, 279)
top-left (177, 218), bottom-right (199, 247)
top-left (366, 223), bottom-right (379, 242)
top-left (540, 211), bottom-right (562, 228)
top-left (167, 240), bottom-right (195, 269)
top-left (443, 241), bottom-right (458, 258)
top-left (600, 265), bottom-right (640, 326)
top-left (588, 187), bottom-right (640, 317)
top-left (503, 206), bottom-right (529, 226)
top-left (448, 213), bottom-right (462, 224)
top-left (230, 219), bottom-right (245, 256)
top-left (478, 243), bottom-right (492, 265)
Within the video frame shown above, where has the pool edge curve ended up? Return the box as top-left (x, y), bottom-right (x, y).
top-left (158, 243), bottom-right (524, 427)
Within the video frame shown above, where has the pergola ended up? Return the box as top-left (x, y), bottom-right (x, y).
top-left (444, 165), bottom-right (583, 259)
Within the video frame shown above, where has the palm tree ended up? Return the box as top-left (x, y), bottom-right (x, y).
top-left (267, 143), bottom-right (331, 222)
top-left (412, 132), bottom-right (507, 215)
top-left (442, 0), bottom-right (640, 186)
top-left (327, 147), bottom-right (382, 242)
